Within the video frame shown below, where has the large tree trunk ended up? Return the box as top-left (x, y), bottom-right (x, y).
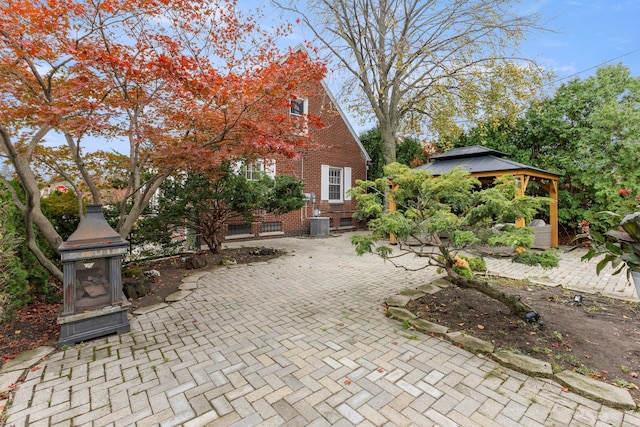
top-left (379, 120), bottom-right (397, 165)
top-left (117, 172), bottom-right (169, 238)
top-left (25, 210), bottom-right (63, 282)
top-left (198, 210), bottom-right (223, 254)
top-left (210, 234), bottom-right (222, 254)
top-left (444, 266), bottom-right (533, 318)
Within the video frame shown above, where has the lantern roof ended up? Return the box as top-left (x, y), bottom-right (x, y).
top-left (58, 204), bottom-right (128, 253)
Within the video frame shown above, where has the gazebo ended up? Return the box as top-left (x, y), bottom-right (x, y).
top-left (414, 146), bottom-right (562, 248)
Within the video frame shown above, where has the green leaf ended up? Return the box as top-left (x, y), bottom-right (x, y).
top-left (596, 257), bottom-right (610, 276)
top-left (604, 242), bottom-right (623, 256)
top-left (621, 212), bottom-right (640, 241)
top-left (581, 248), bottom-right (595, 262)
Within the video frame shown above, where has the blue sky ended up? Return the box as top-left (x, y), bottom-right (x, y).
top-left (257, 0), bottom-right (640, 89)
top-left (44, 0), bottom-right (640, 152)
top-left (521, 0), bottom-right (640, 84)
top-left (244, 0), bottom-right (640, 128)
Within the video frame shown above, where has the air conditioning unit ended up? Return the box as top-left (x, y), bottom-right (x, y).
top-left (309, 217), bottom-right (330, 237)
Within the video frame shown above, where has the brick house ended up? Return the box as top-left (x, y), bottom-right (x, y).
top-left (224, 80), bottom-right (371, 242)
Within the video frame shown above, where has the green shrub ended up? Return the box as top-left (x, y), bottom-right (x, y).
top-left (512, 249), bottom-right (560, 269)
top-left (454, 266), bottom-right (474, 279)
top-left (41, 190), bottom-right (81, 241)
top-left (0, 205), bottom-right (29, 323)
top-left (457, 254), bottom-right (487, 272)
top-left (123, 266), bottom-right (143, 278)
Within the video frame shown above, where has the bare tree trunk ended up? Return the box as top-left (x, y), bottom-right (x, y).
top-left (0, 127), bottom-right (63, 259)
top-left (25, 212), bottom-right (63, 282)
top-left (444, 266), bottom-right (533, 318)
top-left (379, 120), bottom-right (397, 165)
top-left (210, 234), bottom-right (222, 254)
top-left (64, 132), bottom-right (101, 204)
top-left (117, 172), bottom-right (169, 238)
top-left (438, 246), bottom-right (533, 318)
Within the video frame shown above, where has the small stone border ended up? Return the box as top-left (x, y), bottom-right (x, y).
top-left (385, 277), bottom-right (638, 411)
top-left (131, 270), bottom-right (211, 315)
top-left (131, 254), bottom-right (289, 315)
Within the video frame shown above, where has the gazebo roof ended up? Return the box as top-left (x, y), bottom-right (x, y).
top-left (412, 145), bottom-right (561, 248)
top-left (415, 146), bottom-right (560, 179)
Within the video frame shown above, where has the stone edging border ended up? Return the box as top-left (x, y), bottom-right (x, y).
top-left (130, 257), bottom-right (285, 315)
top-left (385, 277), bottom-right (638, 411)
top-left (130, 270), bottom-right (212, 315)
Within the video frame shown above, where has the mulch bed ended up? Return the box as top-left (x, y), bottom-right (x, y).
top-left (405, 276), bottom-right (640, 402)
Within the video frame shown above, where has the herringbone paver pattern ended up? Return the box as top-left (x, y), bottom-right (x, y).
top-left (4, 233), bottom-right (639, 426)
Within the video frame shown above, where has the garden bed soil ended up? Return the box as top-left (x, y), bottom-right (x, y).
top-left (405, 276), bottom-right (640, 403)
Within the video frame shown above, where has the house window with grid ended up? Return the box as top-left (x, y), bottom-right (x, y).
top-left (228, 223), bottom-right (251, 236)
top-left (321, 165), bottom-right (351, 203)
top-left (261, 221), bottom-right (282, 233)
top-left (290, 98), bottom-right (308, 135)
top-left (290, 98), bottom-right (307, 116)
top-left (233, 159), bottom-right (276, 181)
top-left (340, 217), bottom-right (353, 227)
top-left (244, 159), bottom-right (264, 181)
top-left (328, 168), bottom-right (342, 201)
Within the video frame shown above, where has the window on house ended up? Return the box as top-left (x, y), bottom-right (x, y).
top-left (328, 168), bottom-right (342, 201)
top-left (261, 221), bottom-right (282, 233)
top-left (290, 98), bottom-right (308, 135)
top-left (290, 98), bottom-right (306, 116)
top-left (244, 159), bottom-right (264, 181)
top-left (321, 165), bottom-right (352, 203)
top-left (233, 159), bottom-right (276, 181)
top-left (228, 223), bottom-right (251, 236)
top-left (340, 217), bottom-right (353, 227)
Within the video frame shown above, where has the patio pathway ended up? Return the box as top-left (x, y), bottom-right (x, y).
top-left (3, 233), bottom-right (639, 426)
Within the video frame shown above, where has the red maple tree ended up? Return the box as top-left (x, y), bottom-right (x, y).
top-left (0, 0), bottom-right (326, 280)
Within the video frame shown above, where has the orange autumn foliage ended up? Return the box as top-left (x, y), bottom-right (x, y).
top-left (0, 0), bottom-right (327, 279)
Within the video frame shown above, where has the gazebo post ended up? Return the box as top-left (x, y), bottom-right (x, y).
top-left (514, 175), bottom-right (530, 228)
top-left (549, 180), bottom-right (559, 247)
top-left (388, 181), bottom-right (399, 244)
top-left (538, 179), bottom-right (560, 248)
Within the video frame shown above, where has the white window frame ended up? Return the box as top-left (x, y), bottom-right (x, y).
top-left (321, 165), bottom-right (351, 202)
top-left (245, 159), bottom-right (264, 181)
top-left (290, 97), bottom-right (309, 136)
top-left (232, 159), bottom-right (276, 181)
top-left (290, 98), bottom-right (308, 116)
top-left (328, 167), bottom-right (341, 201)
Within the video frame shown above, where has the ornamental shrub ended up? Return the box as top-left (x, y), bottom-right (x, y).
top-left (0, 193), bottom-right (29, 323)
top-left (457, 254), bottom-right (487, 272)
top-left (512, 249), bottom-right (560, 269)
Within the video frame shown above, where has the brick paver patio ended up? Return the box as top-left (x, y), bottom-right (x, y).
top-left (3, 232), bottom-right (639, 426)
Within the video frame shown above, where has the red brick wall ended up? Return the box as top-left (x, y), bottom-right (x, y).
top-left (224, 84), bottom-right (369, 241)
